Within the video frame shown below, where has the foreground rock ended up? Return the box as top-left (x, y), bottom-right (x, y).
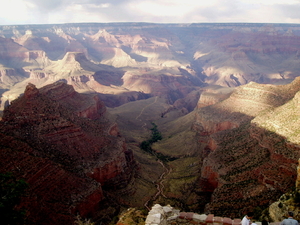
top-left (0, 82), bottom-right (137, 224)
top-left (144, 204), bottom-right (243, 225)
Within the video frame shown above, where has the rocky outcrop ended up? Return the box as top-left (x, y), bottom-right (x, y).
top-left (0, 82), bottom-right (136, 224)
top-left (144, 204), bottom-right (278, 225)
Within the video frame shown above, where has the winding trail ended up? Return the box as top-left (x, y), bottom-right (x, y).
top-left (135, 95), bottom-right (171, 210)
top-left (136, 96), bottom-right (158, 120)
top-left (144, 160), bottom-right (172, 210)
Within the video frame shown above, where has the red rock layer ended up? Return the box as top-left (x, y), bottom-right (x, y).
top-left (0, 82), bottom-right (136, 224)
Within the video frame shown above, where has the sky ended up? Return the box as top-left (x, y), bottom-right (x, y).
top-left (1, 0), bottom-right (300, 25)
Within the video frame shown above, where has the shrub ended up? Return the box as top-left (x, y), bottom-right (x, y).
top-left (0, 172), bottom-right (29, 225)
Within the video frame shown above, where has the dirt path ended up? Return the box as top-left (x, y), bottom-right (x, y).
top-left (136, 95), bottom-right (171, 210)
top-left (136, 96), bottom-right (158, 120)
top-left (144, 159), bottom-right (171, 210)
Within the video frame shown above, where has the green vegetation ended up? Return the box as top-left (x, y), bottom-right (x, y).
top-left (140, 122), bottom-right (162, 153)
top-left (143, 122), bottom-right (162, 146)
top-left (140, 123), bottom-right (177, 162)
top-left (150, 123), bottom-right (163, 143)
top-left (0, 172), bottom-right (29, 225)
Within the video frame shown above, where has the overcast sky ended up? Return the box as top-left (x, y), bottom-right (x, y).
top-left (1, 0), bottom-right (300, 25)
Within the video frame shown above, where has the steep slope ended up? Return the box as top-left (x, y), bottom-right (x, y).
top-left (252, 90), bottom-right (300, 144)
top-left (192, 78), bottom-right (300, 217)
top-left (0, 82), bottom-right (136, 224)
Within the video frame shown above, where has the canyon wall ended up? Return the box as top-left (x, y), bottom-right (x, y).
top-left (193, 78), bottom-right (300, 217)
top-left (0, 82), bottom-right (136, 224)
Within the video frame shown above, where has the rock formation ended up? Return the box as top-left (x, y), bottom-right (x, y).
top-left (192, 78), bottom-right (300, 217)
top-left (2, 23), bottom-right (300, 111)
top-left (0, 82), bottom-right (136, 224)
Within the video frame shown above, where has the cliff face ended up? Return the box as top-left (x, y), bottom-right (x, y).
top-left (0, 82), bottom-right (136, 224)
top-left (2, 23), bottom-right (300, 110)
top-left (193, 78), bottom-right (300, 217)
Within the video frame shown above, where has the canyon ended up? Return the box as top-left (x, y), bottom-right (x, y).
top-left (0, 23), bottom-right (300, 224)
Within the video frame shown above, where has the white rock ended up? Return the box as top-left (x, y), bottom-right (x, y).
top-left (194, 214), bottom-right (207, 222)
top-left (145, 213), bottom-right (162, 224)
top-left (149, 204), bottom-right (164, 215)
top-left (163, 206), bottom-right (173, 215)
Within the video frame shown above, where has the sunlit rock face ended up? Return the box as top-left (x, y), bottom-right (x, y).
top-left (2, 23), bottom-right (300, 110)
top-left (0, 82), bottom-right (136, 224)
top-left (193, 78), bottom-right (300, 217)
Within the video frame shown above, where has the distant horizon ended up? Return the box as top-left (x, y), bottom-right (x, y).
top-left (2, 21), bottom-right (300, 27)
top-left (1, 1), bottom-right (300, 26)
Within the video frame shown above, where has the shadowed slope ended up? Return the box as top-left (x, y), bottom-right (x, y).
top-left (0, 82), bottom-right (136, 224)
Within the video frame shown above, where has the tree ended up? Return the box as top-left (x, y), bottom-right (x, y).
top-left (0, 172), bottom-right (29, 224)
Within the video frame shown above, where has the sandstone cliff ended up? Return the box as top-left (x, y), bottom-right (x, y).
top-left (0, 82), bottom-right (136, 224)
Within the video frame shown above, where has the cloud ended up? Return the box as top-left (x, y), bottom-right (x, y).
top-left (1, 0), bottom-right (300, 25)
top-left (274, 3), bottom-right (300, 20)
top-left (25, 0), bottom-right (65, 11)
top-left (240, 0), bottom-right (300, 5)
top-left (25, 0), bottom-right (127, 12)
top-left (124, 0), bottom-right (256, 23)
top-left (190, 1), bottom-right (245, 22)
top-left (0, 0), bottom-right (31, 24)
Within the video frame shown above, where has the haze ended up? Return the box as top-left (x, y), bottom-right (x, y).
top-left (2, 0), bottom-right (300, 25)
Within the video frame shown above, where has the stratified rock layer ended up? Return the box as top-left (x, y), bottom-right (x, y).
top-left (193, 78), bottom-right (300, 217)
top-left (0, 82), bottom-right (136, 224)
